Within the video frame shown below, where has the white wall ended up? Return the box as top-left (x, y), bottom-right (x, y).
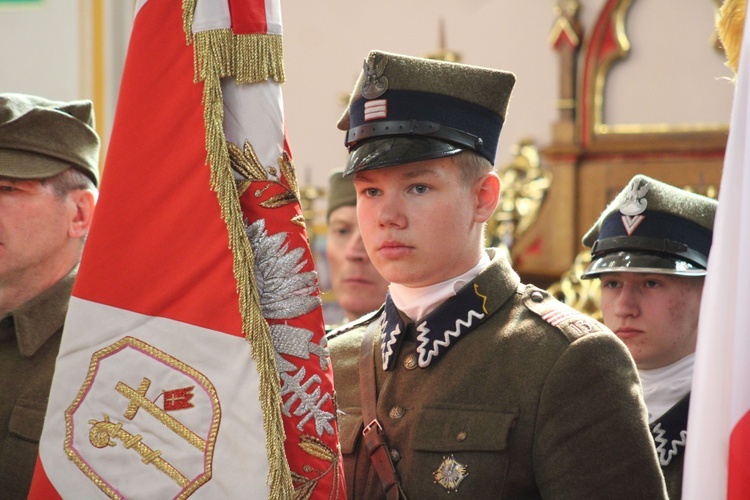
top-left (282, 0), bottom-right (560, 185)
top-left (0, 0), bottom-right (734, 187)
top-left (0, 0), bottom-right (82, 101)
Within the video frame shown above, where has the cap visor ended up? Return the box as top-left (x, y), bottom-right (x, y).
top-left (581, 251), bottom-right (707, 279)
top-left (344, 137), bottom-right (463, 176)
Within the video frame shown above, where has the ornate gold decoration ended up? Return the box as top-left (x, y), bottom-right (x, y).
top-left (228, 140), bottom-right (267, 180)
top-left (423, 19), bottom-right (462, 63)
top-left (486, 139), bottom-right (552, 250)
top-left (547, 251), bottom-right (602, 322)
top-left (549, 0), bottom-right (582, 47)
top-left (717, 0), bottom-right (745, 74)
top-left (227, 140), bottom-right (302, 211)
top-left (290, 435), bottom-right (341, 500)
top-left (279, 151), bottom-right (301, 200)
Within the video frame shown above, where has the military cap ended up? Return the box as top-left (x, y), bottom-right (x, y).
top-left (326, 169), bottom-right (357, 220)
top-left (337, 50), bottom-right (516, 175)
top-left (581, 175), bottom-right (717, 279)
top-left (0, 93), bottom-right (100, 187)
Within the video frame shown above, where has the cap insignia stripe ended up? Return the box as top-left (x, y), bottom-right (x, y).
top-left (621, 214), bottom-right (646, 235)
top-left (364, 99), bottom-right (387, 121)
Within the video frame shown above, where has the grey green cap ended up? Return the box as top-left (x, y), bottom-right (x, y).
top-left (337, 50), bottom-right (516, 176)
top-left (0, 93), bottom-right (100, 187)
top-left (326, 169), bottom-right (357, 220)
top-left (581, 175), bottom-right (717, 278)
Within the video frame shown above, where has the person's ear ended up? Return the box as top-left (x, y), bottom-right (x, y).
top-left (474, 171), bottom-right (500, 223)
top-left (68, 189), bottom-right (96, 239)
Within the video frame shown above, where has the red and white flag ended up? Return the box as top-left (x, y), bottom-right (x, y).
top-left (682, 5), bottom-right (750, 499)
top-left (29, 0), bottom-right (344, 498)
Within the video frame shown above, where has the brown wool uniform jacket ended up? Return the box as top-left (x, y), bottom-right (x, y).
top-left (327, 250), bottom-right (667, 499)
top-left (0, 270), bottom-right (76, 499)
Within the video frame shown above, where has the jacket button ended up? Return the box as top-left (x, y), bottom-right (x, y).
top-left (404, 353), bottom-right (418, 370)
top-left (456, 431), bottom-right (467, 442)
top-left (390, 448), bottom-right (401, 462)
top-left (531, 291), bottom-right (544, 302)
top-left (389, 406), bottom-right (406, 419)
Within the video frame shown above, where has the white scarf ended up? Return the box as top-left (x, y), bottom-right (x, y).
top-left (639, 354), bottom-right (694, 423)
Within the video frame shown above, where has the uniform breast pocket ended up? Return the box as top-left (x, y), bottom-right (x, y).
top-left (410, 406), bottom-right (518, 498)
top-left (8, 401), bottom-right (45, 443)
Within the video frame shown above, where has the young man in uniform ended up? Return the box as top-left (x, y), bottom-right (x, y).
top-left (325, 170), bottom-right (389, 326)
top-left (581, 174), bottom-right (717, 499)
top-left (327, 50), bottom-right (667, 499)
top-left (0, 93), bottom-right (99, 498)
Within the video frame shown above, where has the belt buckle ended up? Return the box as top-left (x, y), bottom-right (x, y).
top-left (363, 418), bottom-right (383, 436)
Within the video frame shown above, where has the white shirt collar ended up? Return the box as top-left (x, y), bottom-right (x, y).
top-left (389, 253), bottom-right (491, 322)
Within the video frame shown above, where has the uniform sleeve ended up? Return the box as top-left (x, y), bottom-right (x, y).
top-left (532, 331), bottom-right (668, 499)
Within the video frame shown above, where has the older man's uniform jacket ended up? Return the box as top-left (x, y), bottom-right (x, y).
top-left (0, 270), bottom-right (75, 499)
top-left (327, 250), bottom-right (667, 499)
top-left (650, 394), bottom-right (689, 499)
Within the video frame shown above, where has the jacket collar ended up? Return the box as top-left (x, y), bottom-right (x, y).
top-left (651, 393), bottom-right (690, 467)
top-left (1, 268), bottom-right (76, 357)
top-left (380, 249), bottom-right (519, 370)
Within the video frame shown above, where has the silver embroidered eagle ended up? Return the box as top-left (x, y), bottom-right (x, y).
top-left (245, 219), bottom-right (334, 436)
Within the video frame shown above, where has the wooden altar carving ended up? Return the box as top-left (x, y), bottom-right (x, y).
top-left (509, 0), bottom-right (727, 287)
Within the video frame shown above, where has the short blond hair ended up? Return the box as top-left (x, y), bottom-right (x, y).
top-left (453, 150), bottom-right (493, 187)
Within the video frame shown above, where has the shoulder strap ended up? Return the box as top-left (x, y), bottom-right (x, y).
top-left (359, 326), bottom-right (408, 500)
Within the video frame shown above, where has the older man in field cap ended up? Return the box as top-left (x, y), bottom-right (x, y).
top-left (0, 93), bottom-right (99, 498)
top-left (326, 51), bottom-right (666, 499)
top-left (326, 170), bottom-right (389, 327)
top-left (582, 174), bottom-right (717, 499)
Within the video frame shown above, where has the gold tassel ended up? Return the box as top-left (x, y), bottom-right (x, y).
top-left (234, 34), bottom-right (286, 84)
top-left (182, 0), bottom-right (196, 45)
top-left (718, 0), bottom-right (747, 74)
top-left (193, 29), bottom-right (234, 84)
top-left (182, 4), bottom-right (294, 499)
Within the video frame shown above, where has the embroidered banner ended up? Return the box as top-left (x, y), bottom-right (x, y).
top-left (29, 0), bottom-right (343, 498)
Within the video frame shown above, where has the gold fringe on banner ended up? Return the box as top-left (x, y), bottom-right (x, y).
top-left (182, 1), bottom-right (293, 498)
top-left (191, 30), bottom-right (285, 85)
top-left (233, 34), bottom-right (285, 84)
top-left (192, 29), bottom-right (234, 84)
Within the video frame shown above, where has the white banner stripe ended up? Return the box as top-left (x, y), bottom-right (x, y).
top-left (266, 0), bottom-right (283, 35)
top-left (222, 79), bottom-right (284, 172)
top-left (192, 0), bottom-right (231, 33)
